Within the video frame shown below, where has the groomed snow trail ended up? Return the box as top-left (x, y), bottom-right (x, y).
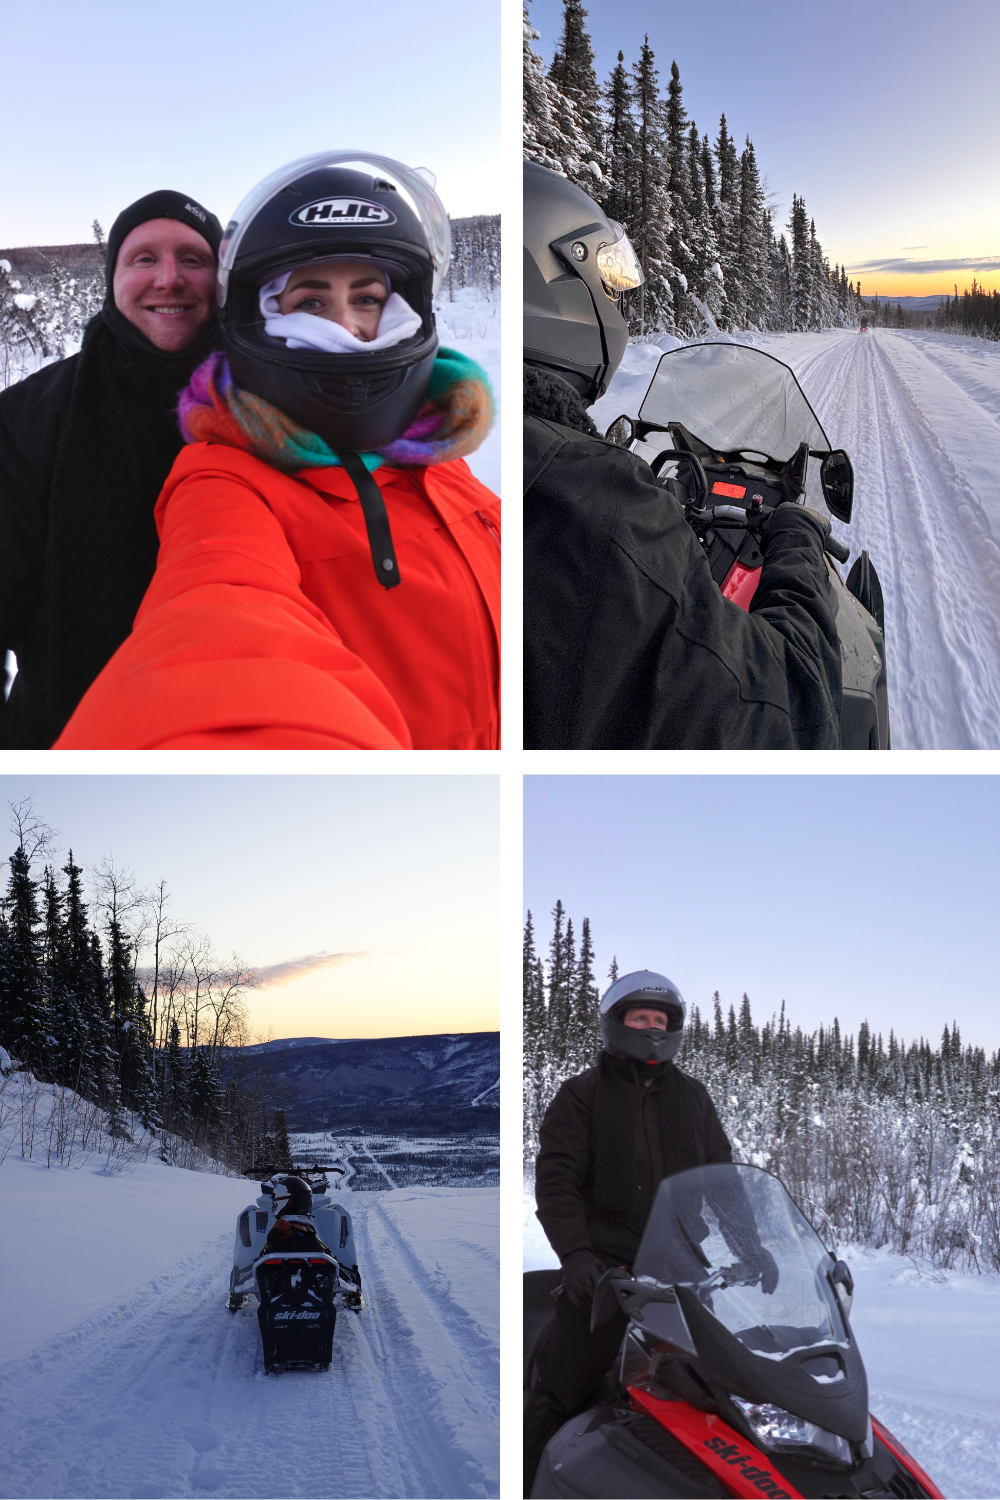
top-left (0, 1187), bottom-right (499, 1500)
top-left (750, 329), bottom-right (1000, 748)
top-left (594, 327), bottom-right (1000, 747)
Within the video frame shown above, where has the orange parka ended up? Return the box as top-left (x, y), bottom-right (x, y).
top-left (54, 443), bottom-right (500, 749)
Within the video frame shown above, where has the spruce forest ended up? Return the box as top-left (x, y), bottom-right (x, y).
top-left (524, 1), bottom-right (867, 337)
top-left (0, 800), bottom-right (293, 1177)
top-left (524, 902), bottom-right (1000, 1274)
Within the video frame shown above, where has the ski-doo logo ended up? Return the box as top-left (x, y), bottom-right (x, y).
top-left (273, 1310), bottom-right (322, 1321)
top-left (703, 1436), bottom-right (793, 1498)
top-left (292, 198), bottom-right (396, 228)
top-left (185, 202), bottom-right (207, 223)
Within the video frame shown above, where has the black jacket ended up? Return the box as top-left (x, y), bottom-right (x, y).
top-left (0, 310), bottom-right (216, 748)
top-left (524, 415), bottom-right (843, 748)
top-left (535, 1054), bottom-right (732, 1269)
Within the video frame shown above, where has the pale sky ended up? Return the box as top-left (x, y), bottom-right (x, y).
top-left (0, 776), bottom-right (500, 1040)
top-left (525, 775), bottom-right (1000, 1055)
top-left (529, 0), bottom-right (1000, 298)
top-left (1, 0), bottom-right (499, 247)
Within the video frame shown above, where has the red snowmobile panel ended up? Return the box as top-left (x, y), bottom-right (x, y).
top-left (628, 1388), bottom-right (804, 1499)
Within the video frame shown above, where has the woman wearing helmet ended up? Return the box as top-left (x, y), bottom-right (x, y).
top-left (525, 970), bottom-right (733, 1494)
top-left (55, 154), bottom-right (499, 749)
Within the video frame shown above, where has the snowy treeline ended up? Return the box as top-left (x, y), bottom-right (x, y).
top-left (524, 1), bottom-right (865, 337)
top-left (934, 280), bottom-right (1000, 341)
top-left (0, 254), bottom-right (103, 386)
top-left (445, 214), bottom-right (500, 299)
top-left (524, 903), bottom-right (1000, 1273)
top-left (0, 799), bottom-right (291, 1176)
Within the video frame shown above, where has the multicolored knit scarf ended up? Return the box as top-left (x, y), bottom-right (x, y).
top-left (177, 347), bottom-right (493, 473)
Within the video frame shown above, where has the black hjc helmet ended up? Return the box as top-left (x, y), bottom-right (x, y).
top-left (599, 969), bottom-right (686, 1066)
top-left (218, 151), bottom-right (451, 453)
top-left (523, 159), bottom-right (644, 405)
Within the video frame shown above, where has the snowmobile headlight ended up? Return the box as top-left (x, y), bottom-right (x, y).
top-left (731, 1397), bottom-right (853, 1467)
top-left (595, 229), bottom-right (644, 294)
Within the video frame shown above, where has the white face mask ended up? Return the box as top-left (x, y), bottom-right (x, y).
top-left (258, 268), bottom-right (422, 354)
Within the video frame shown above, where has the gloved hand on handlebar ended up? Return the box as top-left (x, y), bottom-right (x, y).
top-left (559, 1250), bottom-right (605, 1307)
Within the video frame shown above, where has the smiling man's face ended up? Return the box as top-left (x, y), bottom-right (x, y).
top-left (112, 218), bottom-right (216, 351)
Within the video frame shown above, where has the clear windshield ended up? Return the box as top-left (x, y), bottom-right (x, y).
top-left (634, 1164), bottom-right (846, 1362)
top-left (636, 344), bottom-right (831, 507)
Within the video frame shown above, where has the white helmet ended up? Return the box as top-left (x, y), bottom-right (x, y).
top-left (599, 970), bottom-right (685, 1065)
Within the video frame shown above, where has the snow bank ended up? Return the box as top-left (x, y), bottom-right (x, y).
top-left (434, 285), bottom-right (500, 496)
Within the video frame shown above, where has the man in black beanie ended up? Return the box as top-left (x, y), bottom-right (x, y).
top-left (0, 190), bottom-right (223, 747)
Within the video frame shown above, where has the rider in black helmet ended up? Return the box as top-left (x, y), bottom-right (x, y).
top-left (523, 160), bottom-right (843, 750)
top-left (524, 970), bottom-right (736, 1494)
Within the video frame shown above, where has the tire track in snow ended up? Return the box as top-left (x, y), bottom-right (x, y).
top-left (757, 329), bottom-right (1000, 747)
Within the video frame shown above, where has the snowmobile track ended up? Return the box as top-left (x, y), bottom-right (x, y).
top-left (755, 329), bottom-right (1000, 747)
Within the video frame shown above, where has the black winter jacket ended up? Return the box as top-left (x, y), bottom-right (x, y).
top-left (535, 1054), bottom-right (732, 1269)
top-left (524, 416), bottom-right (843, 748)
top-left (0, 310), bottom-right (216, 748)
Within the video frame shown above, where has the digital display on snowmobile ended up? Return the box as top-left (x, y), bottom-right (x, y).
top-left (636, 343), bottom-right (832, 508)
top-left (634, 1164), bottom-right (847, 1363)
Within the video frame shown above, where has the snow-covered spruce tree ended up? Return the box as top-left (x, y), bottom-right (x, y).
top-left (164, 1015), bottom-right (190, 1133)
top-left (787, 194), bottom-right (812, 331)
top-left (0, 846), bottom-right (50, 1076)
top-left (272, 1107), bottom-right (294, 1172)
top-left (684, 124), bottom-right (725, 329)
top-left (548, 0), bottom-right (604, 173)
top-left (568, 915), bottom-right (601, 1074)
top-left (444, 216), bottom-right (501, 299)
top-left (600, 51), bottom-right (637, 228)
top-left (629, 39), bottom-right (680, 334)
top-left (523, 4), bottom-right (601, 189)
top-left (713, 114), bottom-right (742, 328)
top-left (732, 139), bottom-right (768, 331)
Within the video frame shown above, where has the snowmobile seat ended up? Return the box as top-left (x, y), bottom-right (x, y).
top-left (524, 1269), bottom-right (563, 1391)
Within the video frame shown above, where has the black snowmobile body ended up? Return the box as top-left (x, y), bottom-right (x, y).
top-left (227, 1166), bottom-right (364, 1373)
top-left (526, 1164), bottom-right (943, 1500)
top-left (605, 343), bottom-right (889, 749)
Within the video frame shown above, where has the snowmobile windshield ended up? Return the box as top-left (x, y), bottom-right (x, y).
top-left (637, 343), bottom-right (831, 506)
top-left (634, 1163), bottom-right (846, 1361)
top-left (218, 152), bottom-right (451, 307)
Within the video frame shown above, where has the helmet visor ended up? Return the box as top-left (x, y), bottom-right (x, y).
top-left (615, 1000), bottom-right (684, 1032)
top-left (595, 225), bottom-right (645, 294)
top-left (218, 151), bottom-right (451, 306)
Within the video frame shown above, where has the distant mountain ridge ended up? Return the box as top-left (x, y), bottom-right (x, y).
top-left (237, 1031), bottom-right (499, 1135)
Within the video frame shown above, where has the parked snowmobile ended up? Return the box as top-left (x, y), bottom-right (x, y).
top-left (605, 343), bottom-right (889, 749)
top-left (227, 1167), bottom-right (364, 1373)
top-left (860, 318), bottom-right (868, 333)
top-left (526, 1163), bottom-right (943, 1499)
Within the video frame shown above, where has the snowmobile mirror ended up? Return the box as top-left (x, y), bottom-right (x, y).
top-left (821, 449), bottom-right (854, 524)
top-left (829, 1259), bottom-right (854, 1321)
top-left (605, 415), bottom-right (635, 448)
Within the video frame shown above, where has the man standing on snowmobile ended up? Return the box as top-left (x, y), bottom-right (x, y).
top-left (523, 160), bottom-right (843, 749)
top-left (524, 970), bottom-right (734, 1493)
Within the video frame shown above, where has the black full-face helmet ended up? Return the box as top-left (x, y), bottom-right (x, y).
top-left (599, 969), bottom-right (686, 1066)
top-left (218, 152), bottom-right (451, 452)
top-left (269, 1175), bottom-right (314, 1218)
top-left (523, 159), bottom-right (644, 404)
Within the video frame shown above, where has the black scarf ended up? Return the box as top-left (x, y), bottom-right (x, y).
top-left (523, 362), bottom-right (600, 436)
top-left (41, 306), bottom-right (219, 736)
top-left (592, 1051), bottom-right (701, 1216)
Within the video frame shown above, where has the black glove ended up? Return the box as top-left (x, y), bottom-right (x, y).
top-left (746, 1247), bottom-right (779, 1295)
top-left (559, 1251), bottom-right (605, 1307)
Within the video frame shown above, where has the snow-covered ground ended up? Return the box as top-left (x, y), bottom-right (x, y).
top-left (0, 1142), bottom-right (499, 1499)
top-left (434, 286), bottom-right (500, 496)
top-left (524, 1188), bottom-right (1000, 1499)
top-left (591, 327), bottom-right (1000, 749)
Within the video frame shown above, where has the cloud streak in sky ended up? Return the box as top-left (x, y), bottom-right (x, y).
top-left (253, 951), bottom-right (367, 989)
top-left (848, 255), bottom-right (1000, 275)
